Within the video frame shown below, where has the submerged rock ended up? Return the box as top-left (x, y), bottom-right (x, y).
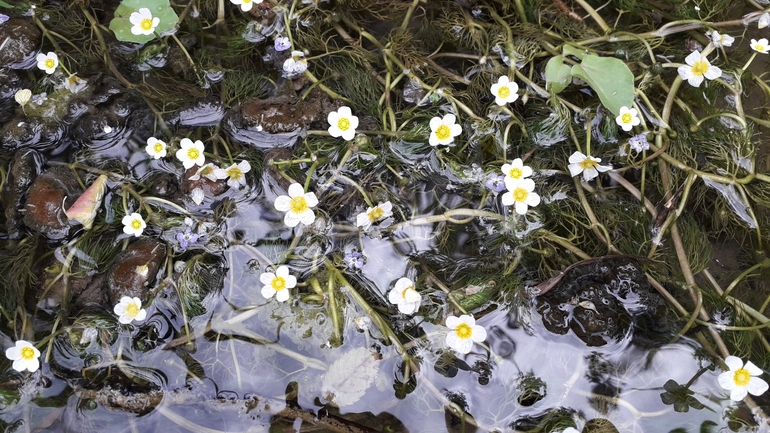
top-left (23, 165), bottom-right (80, 240)
top-left (223, 88), bottom-right (334, 148)
top-left (106, 238), bottom-right (166, 305)
top-left (533, 256), bottom-right (667, 347)
top-left (2, 149), bottom-right (43, 239)
top-left (165, 96), bottom-right (225, 127)
top-left (0, 19), bottom-right (41, 69)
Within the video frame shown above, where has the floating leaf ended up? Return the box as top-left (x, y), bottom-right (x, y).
top-left (660, 379), bottom-right (705, 413)
top-left (321, 347), bottom-right (379, 408)
top-left (65, 175), bottom-right (108, 229)
top-left (109, 0), bottom-right (179, 44)
top-left (545, 56), bottom-right (572, 94)
top-left (570, 54), bottom-right (635, 116)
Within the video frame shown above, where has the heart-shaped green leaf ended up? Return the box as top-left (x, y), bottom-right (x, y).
top-left (545, 55), bottom-right (573, 94)
top-left (570, 54), bottom-right (635, 116)
top-left (109, 0), bottom-right (179, 44)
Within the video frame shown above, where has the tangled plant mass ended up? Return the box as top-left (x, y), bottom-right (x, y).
top-left (4, 0), bottom-right (770, 429)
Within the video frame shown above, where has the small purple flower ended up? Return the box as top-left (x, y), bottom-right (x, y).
top-left (32, 92), bottom-right (47, 105)
top-left (0, 14), bottom-right (9, 25)
top-left (485, 173), bottom-right (506, 193)
top-left (629, 133), bottom-right (650, 153)
top-left (344, 251), bottom-right (364, 270)
top-left (176, 228), bottom-right (199, 249)
top-left (274, 36), bottom-right (291, 52)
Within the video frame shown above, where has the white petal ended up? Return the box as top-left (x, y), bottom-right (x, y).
top-left (298, 209), bottom-right (316, 225)
top-left (747, 377), bottom-right (769, 396)
top-left (342, 129), bottom-right (356, 141)
top-left (744, 360), bottom-right (764, 376)
top-left (442, 114), bottom-right (456, 125)
top-left (446, 332), bottom-right (459, 348)
top-left (398, 300), bottom-right (417, 314)
top-left (730, 386), bottom-right (748, 401)
top-left (276, 289), bottom-right (290, 302)
top-left (455, 339), bottom-right (473, 354)
top-left (514, 201), bottom-right (528, 215)
top-left (276, 266), bottom-right (289, 278)
top-left (429, 117), bottom-right (442, 131)
top-left (5, 346), bottom-right (21, 360)
top-left (567, 163), bottom-right (583, 177)
top-left (684, 51), bottom-right (701, 66)
top-left (129, 12), bottom-right (143, 25)
top-left (429, 133), bottom-right (440, 146)
top-left (274, 195), bottom-right (291, 212)
top-left (260, 272), bottom-right (276, 284)
top-left (287, 183), bottom-right (305, 198)
top-left (526, 192), bottom-right (541, 207)
top-left (261, 285), bottom-right (276, 299)
top-left (283, 211), bottom-right (301, 227)
top-left (449, 124), bottom-right (462, 137)
top-left (471, 325), bottom-right (487, 342)
top-left (718, 371), bottom-right (736, 390)
top-left (500, 191), bottom-right (514, 206)
top-left (327, 111), bottom-right (339, 127)
top-left (582, 168), bottom-right (599, 182)
top-left (338, 106), bottom-right (352, 117)
top-left (445, 316), bottom-right (461, 329)
top-left (348, 115), bottom-right (359, 130)
top-left (134, 309), bottom-right (147, 322)
top-left (394, 277), bottom-right (412, 291)
top-left (568, 151), bottom-right (586, 164)
top-left (687, 74), bottom-right (704, 87)
top-left (404, 289), bottom-right (421, 303)
top-left (304, 192), bottom-right (318, 207)
top-left (284, 275), bottom-right (297, 288)
top-left (677, 65), bottom-right (692, 81)
top-left (704, 66), bottom-right (722, 80)
top-left (388, 288), bottom-right (402, 304)
top-left (356, 212), bottom-right (371, 228)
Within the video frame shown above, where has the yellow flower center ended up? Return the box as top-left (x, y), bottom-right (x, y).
top-left (153, 142), bottom-right (164, 153)
top-left (271, 277), bottom-right (287, 291)
top-left (227, 167), bottom-right (242, 180)
top-left (290, 196), bottom-right (308, 214)
top-left (497, 86), bottom-right (510, 98)
top-left (579, 158), bottom-right (597, 170)
top-left (20, 347), bottom-right (35, 360)
top-left (733, 368), bottom-right (751, 387)
top-left (455, 323), bottom-right (472, 339)
top-left (509, 167), bottom-right (523, 179)
top-left (401, 286), bottom-right (414, 298)
top-left (244, 0), bottom-right (252, 3)
top-left (126, 303), bottom-right (140, 318)
top-left (435, 124), bottom-right (451, 141)
top-left (45, 59), bottom-right (55, 69)
top-left (187, 148), bottom-right (200, 160)
top-left (691, 60), bottom-right (709, 76)
top-left (368, 207), bottom-right (384, 221)
top-left (338, 118), bottom-right (350, 132)
top-left (131, 219), bottom-right (142, 230)
top-left (621, 113), bottom-right (632, 124)
top-left (141, 18), bottom-right (154, 31)
top-left (756, 44), bottom-right (766, 52)
top-left (513, 187), bottom-right (528, 202)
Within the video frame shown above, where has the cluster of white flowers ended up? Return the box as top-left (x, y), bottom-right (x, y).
top-left (500, 158), bottom-right (540, 215)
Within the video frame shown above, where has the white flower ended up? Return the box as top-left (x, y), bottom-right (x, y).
top-left (129, 7), bottom-right (160, 36)
top-left (356, 201), bottom-right (393, 230)
top-left (14, 89), bottom-right (31, 107)
top-left (490, 76), bottom-right (519, 106)
top-left (718, 356), bottom-right (769, 401)
top-left (615, 106), bottom-right (641, 132)
top-left (677, 51), bottom-right (721, 87)
top-left (560, 429), bottom-right (580, 433)
top-left (500, 158), bottom-right (533, 182)
top-left (190, 163), bottom-right (220, 181)
top-left (191, 187), bottom-right (205, 205)
top-left (113, 296), bottom-right (147, 324)
top-left (214, 161), bottom-right (251, 188)
top-left (501, 178), bottom-right (540, 215)
top-left (63, 74), bottom-right (87, 93)
top-left (260, 265), bottom-right (296, 302)
top-left (282, 51), bottom-right (308, 78)
top-left (274, 183), bottom-right (318, 227)
top-left (5, 340), bottom-right (41, 373)
top-left (751, 38), bottom-right (770, 54)
top-left (135, 265), bottom-right (149, 277)
top-left (445, 314), bottom-right (487, 354)
top-left (36, 52), bottom-right (58, 74)
top-left (429, 114), bottom-right (462, 146)
top-left (230, 0), bottom-right (262, 12)
top-left (145, 137), bottom-right (167, 159)
top-left (327, 106), bottom-right (359, 141)
top-left (388, 277), bottom-right (421, 315)
top-left (759, 13), bottom-right (770, 29)
top-left (122, 212), bottom-right (146, 237)
top-left (707, 30), bottom-right (734, 48)
top-left (567, 151), bottom-right (612, 182)
top-left (176, 138), bottom-right (205, 169)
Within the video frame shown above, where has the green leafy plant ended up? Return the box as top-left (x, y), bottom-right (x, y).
top-left (545, 45), bottom-right (635, 115)
top-left (109, 0), bottom-right (179, 44)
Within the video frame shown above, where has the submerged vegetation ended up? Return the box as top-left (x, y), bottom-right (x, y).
top-left (1, 0), bottom-right (770, 431)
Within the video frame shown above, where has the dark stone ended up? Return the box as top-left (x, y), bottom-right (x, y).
top-left (534, 257), bottom-right (667, 347)
top-left (106, 238), bottom-right (166, 305)
top-left (165, 96), bottom-right (225, 127)
top-left (0, 19), bottom-right (41, 69)
top-left (23, 165), bottom-right (80, 240)
top-left (2, 149), bottom-right (43, 239)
